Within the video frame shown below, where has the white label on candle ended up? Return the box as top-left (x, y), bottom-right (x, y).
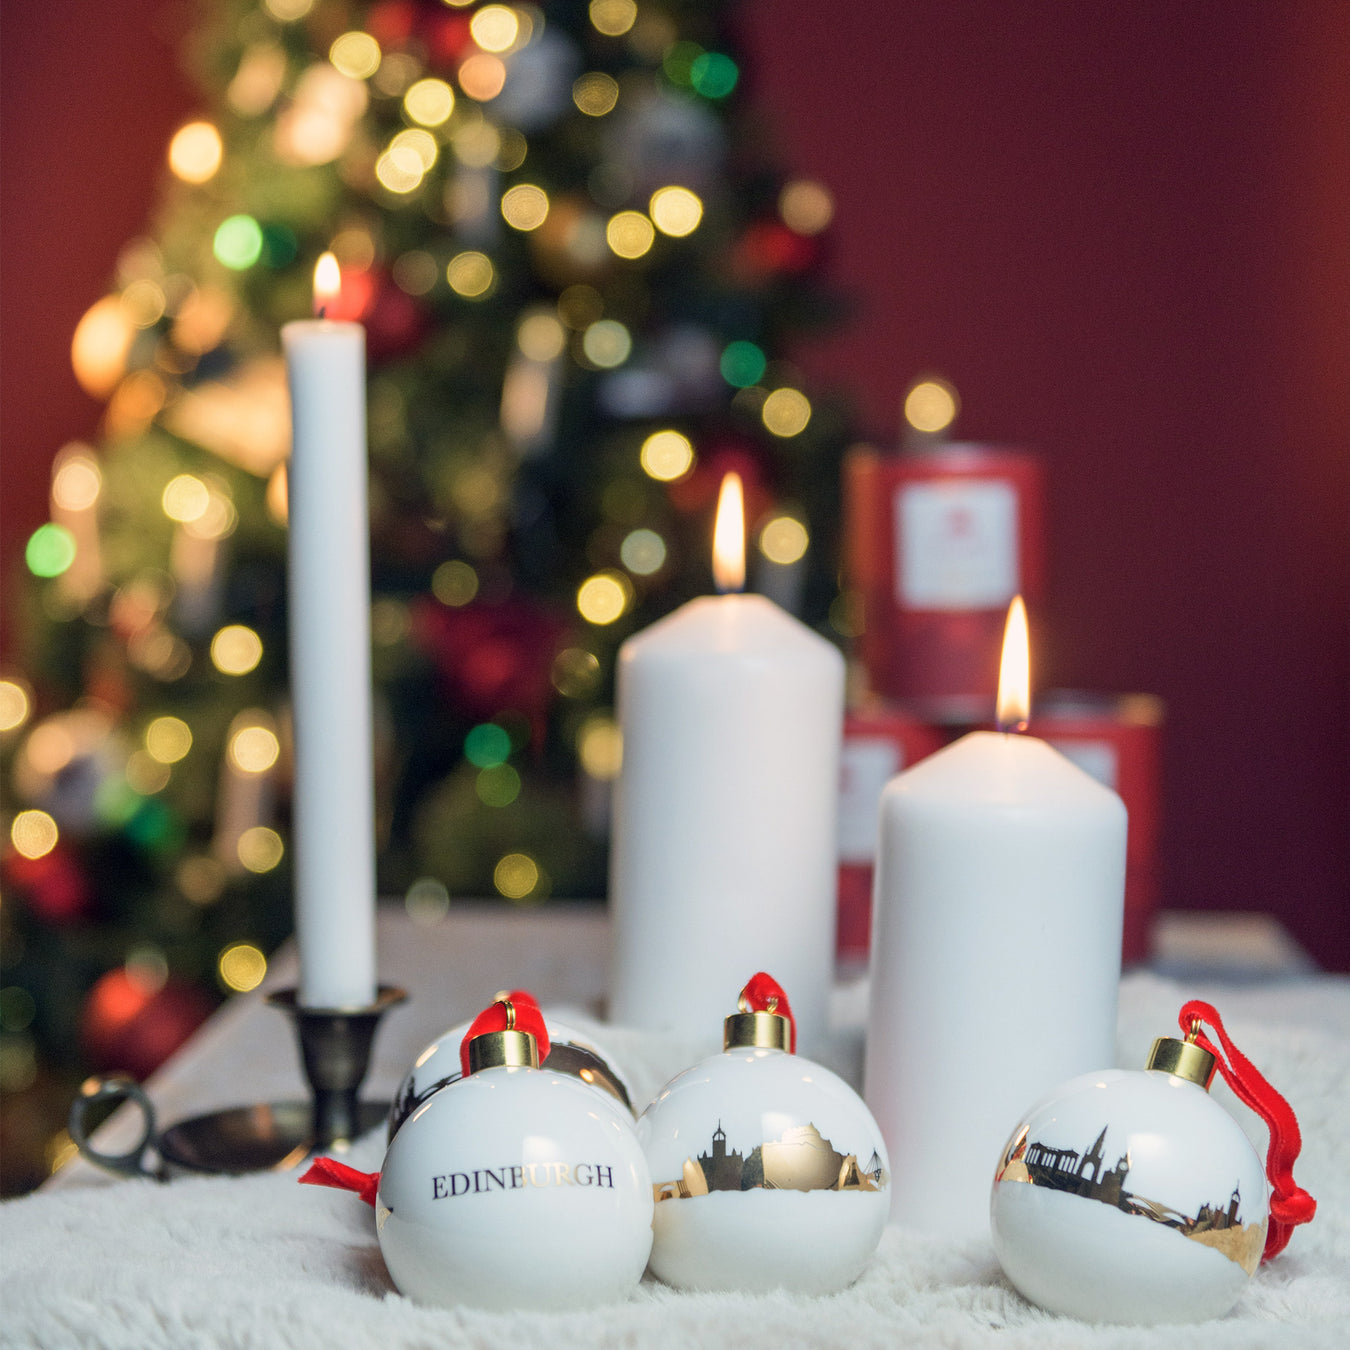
top-left (896, 480), bottom-right (1018, 610)
top-left (1049, 739), bottom-right (1119, 791)
top-left (837, 737), bottom-right (902, 863)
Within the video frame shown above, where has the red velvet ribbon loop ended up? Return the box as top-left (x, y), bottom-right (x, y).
top-left (299, 1156), bottom-right (380, 1207)
top-left (740, 972), bottom-right (796, 1052)
top-left (1178, 999), bottom-right (1316, 1261)
top-left (459, 989), bottom-right (550, 1077)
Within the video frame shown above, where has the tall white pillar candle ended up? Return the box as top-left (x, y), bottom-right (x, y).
top-left (610, 475), bottom-right (845, 1046)
top-left (864, 600), bottom-right (1126, 1238)
top-left (280, 255), bottom-right (377, 1008)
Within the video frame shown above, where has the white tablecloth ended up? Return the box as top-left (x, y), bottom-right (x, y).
top-left (2, 907), bottom-right (1345, 1349)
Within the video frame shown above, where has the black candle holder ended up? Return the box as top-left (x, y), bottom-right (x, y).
top-left (69, 986), bottom-right (407, 1180)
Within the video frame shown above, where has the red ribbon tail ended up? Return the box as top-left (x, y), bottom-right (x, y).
top-left (299, 1156), bottom-right (381, 1207)
top-left (1178, 999), bottom-right (1316, 1261)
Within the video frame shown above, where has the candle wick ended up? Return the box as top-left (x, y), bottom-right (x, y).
top-left (317, 304), bottom-right (328, 320)
top-left (998, 717), bottom-right (1029, 736)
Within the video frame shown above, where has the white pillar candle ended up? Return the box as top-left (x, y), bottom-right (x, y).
top-left (280, 254), bottom-right (377, 1008)
top-left (610, 475), bottom-right (845, 1046)
top-left (864, 598), bottom-right (1126, 1238)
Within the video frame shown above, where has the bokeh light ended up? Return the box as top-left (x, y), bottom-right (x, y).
top-left (760, 515), bottom-right (809, 565)
top-left (493, 852), bottom-right (540, 900)
top-left (168, 121), bottom-right (223, 183)
top-left (577, 714), bottom-right (623, 780)
top-left (573, 72), bottom-right (620, 116)
top-left (606, 210), bottom-right (655, 259)
top-left (237, 827), bottom-right (284, 873)
top-left (904, 379), bottom-right (959, 433)
top-left (589, 0), bottom-right (636, 36)
top-left (229, 724), bottom-right (280, 774)
top-left (145, 715), bottom-right (192, 764)
top-left (779, 179), bottom-right (834, 235)
top-left (178, 855), bottom-right (226, 906)
top-left (649, 186), bottom-right (703, 237)
top-left (582, 319), bottom-right (632, 368)
top-left (210, 625), bottom-right (263, 676)
top-left (263, 0), bottom-right (312, 19)
top-left (11, 810), bottom-right (58, 861)
top-left (476, 763), bottom-right (522, 807)
top-left (404, 77), bottom-right (455, 126)
top-left (465, 722), bottom-right (511, 768)
top-left (213, 215), bottom-right (264, 270)
top-left (551, 647), bottom-right (601, 697)
top-left (459, 53), bottom-right (507, 101)
top-left (162, 474), bottom-right (210, 523)
top-left (0, 679), bottom-right (31, 733)
top-left (392, 251), bottom-right (439, 296)
top-left (689, 51), bottom-right (738, 99)
top-left (719, 340), bottom-right (766, 388)
top-left (392, 127), bottom-right (438, 170)
top-left (640, 429), bottom-right (695, 481)
top-left (577, 571), bottom-right (632, 624)
top-left (218, 942), bottom-right (268, 992)
top-left (125, 751), bottom-right (171, 795)
top-left (447, 251), bottom-right (495, 298)
top-left (761, 387), bottom-right (812, 437)
top-left (471, 4), bottom-right (519, 51)
top-left (557, 284), bottom-right (604, 330)
top-left (71, 296), bottom-right (136, 397)
top-left (452, 120), bottom-right (501, 168)
top-left (517, 311), bottom-right (566, 361)
top-left (120, 279), bottom-right (166, 328)
top-left (52, 454), bottom-right (101, 511)
top-left (25, 524), bottom-right (76, 578)
top-left (502, 184), bottom-right (550, 231)
top-left (376, 144), bottom-right (425, 194)
top-left (620, 527), bottom-right (666, 575)
top-left (329, 31), bottom-right (381, 80)
top-left (432, 559), bottom-right (479, 606)
top-left (405, 877), bottom-right (451, 925)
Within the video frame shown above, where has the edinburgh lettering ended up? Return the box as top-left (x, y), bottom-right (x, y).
top-left (432, 1161), bottom-right (616, 1200)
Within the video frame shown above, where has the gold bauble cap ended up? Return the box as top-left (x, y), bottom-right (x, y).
top-left (465, 998), bottom-right (540, 1074)
top-left (724, 1009), bottom-right (791, 1052)
top-left (1147, 1034), bottom-right (1217, 1088)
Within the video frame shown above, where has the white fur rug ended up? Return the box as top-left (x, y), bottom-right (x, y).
top-left (2, 972), bottom-right (1346, 1350)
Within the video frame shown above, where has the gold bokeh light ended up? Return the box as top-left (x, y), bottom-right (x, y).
top-left (237, 826), bottom-right (284, 873)
top-left (589, 0), bottom-right (637, 36)
top-left (577, 714), bottom-right (623, 780)
top-left (904, 378), bottom-right (959, 433)
top-left (145, 715), bottom-right (193, 764)
top-left (581, 319), bottom-right (631, 368)
top-left (650, 186), bottom-right (702, 237)
top-left (11, 810), bottom-right (58, 861)
top-left (447, 251), bottom-right (495, 298)
top-left (760, 515), bottom-right (809, 565)
top-left (230, 724), bottom-right (281, 774)
top-left (577, 571), bottom-right (632, 624)
top-left (219, 942), bottom-right (268, 992)
top-left (0, 679), bottom-right (32, 733)
top-left (502, 184), bottom-right (550, 231)
top-left (640, 429), bottom-right (694, 482)
top-left (329, 31), bottom-right (381, 80)
top-left (573, 72), bottom-right (620, 116)
top-left (52, 455), bottom-right (101, 512)
top-left (517, 311), bottom-right (566, 361)
top-left (162, 474), bottom-right (211, 523)
top-left (404, 77), bottom-right (455, 126)
top-left (168, 121), bottom-right (224, 184)
top-left (470, 5), bottom-right (520, 52)
top-left (779, 179), bottom-right (834, 235)
top-left (210, 625), bottom-right (263, 676)
top-left (761, 387), bottom-right (812, 437)
top-left (606, 210), bottom-right (654, 259)
top-left (494, 852), bottom-right (540, 900)
top-left (71, 296), bottom-right (136, 398)
top-left (620, 527), bottom-right (666, 575)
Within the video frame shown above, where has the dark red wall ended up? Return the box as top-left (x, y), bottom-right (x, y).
top-left (3, 1), bottom-right (1347, 964)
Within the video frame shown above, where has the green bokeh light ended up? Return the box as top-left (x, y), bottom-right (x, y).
top-left (476, 763), bottom-right (522, 807)
top-left (25, 524), bottom-right (76, 578)
top-left (213, 215), bottom-right (264, 270)
top-left (464, 723), bottom-right (511, 768)
top-left (690, 52), bottom-right (739, 99)
top-left (662, 41), bottom-right (702, 87)
top-left (720, 340), bottom-right (767, 388)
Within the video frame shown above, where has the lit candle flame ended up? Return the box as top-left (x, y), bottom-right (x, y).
top-left (313, 252), bottom-right (341, 318)
top-left (712, 472), bottom-right (746, 594)
top-left (997, 595), bottom-right (1031, 733)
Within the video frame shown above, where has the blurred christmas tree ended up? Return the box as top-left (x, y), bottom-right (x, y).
top-left (0, 0), bottom-right (853, 1189)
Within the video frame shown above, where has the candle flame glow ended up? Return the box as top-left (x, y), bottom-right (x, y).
top-left (313, 252), bottom-right (341, 316)
top-left (997, 595), bottom-right (1031, 732)
top-left (712, 472), bottom-right (746, 593)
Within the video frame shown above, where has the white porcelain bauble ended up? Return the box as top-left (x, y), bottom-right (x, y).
top-left (638, 1046), bottom-right (890, 1294)
top-left (990, 1067), bottom-right (1268, 1324)
top-left (377, 1065), bottom-right (654, 1312)
top-left (388, 1015), bottom-right (634, 1139)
